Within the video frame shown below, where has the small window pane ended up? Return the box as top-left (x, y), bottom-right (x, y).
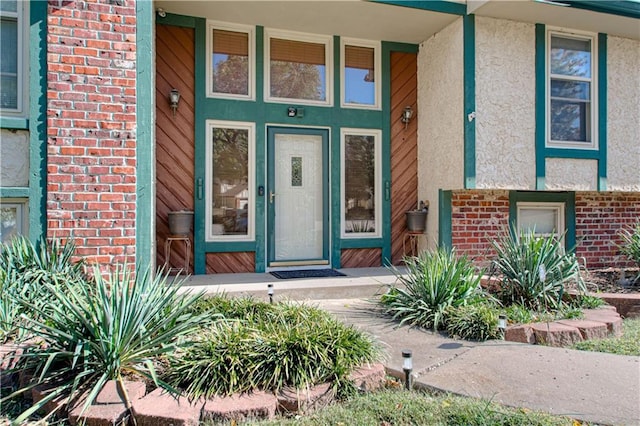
top-left (519, 208), bottom-right (558, 235)
top-left (211, 128), bottom-right (249, 236)
top-left (550, 36), bottom-right (591, 78)
top-left (270, 38), bottom-right (326, 101)
top-left (212, 29), bottom-right (249, 96)
top-left (345, 45), bottom-right (375, 106)
top-left (0, 1), bottom-right (17, 13)
top-left (291, 157), bottom-right (302, 187)
top-left (550, 79), bottom-right (590, 101)
top-left (344, 135), bottom-right (376, 234)
top-left (550, 99), bottom-right (591, 142)
top-left (1, 204), bottom-right (22, 243)
top-left (0, 16), bottom-right (18, 109)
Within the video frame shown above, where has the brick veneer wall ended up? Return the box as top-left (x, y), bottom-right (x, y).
top-left (449, 190), bottom-right (640, 270)
top-left (46, 0), bottom-right (137, 268)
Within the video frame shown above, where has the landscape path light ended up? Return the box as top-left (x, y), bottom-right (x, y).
top-left (402, 349), bottom-right (413, 390)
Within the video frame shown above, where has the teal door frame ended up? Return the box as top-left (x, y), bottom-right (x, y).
top-left (266, 126), bottom-right (330, 266)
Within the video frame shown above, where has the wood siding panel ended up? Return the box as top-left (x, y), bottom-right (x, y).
top-left (341, 248), bottom-right (382, 268)
top-left (206, 252), bottom-right (255, 274)
top-left (156, 25), bottom-right (196, 273)
top-left (390, 52), bottom-right (418, 265)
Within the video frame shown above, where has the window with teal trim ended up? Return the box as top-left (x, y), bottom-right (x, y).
top-left (0, 200), bottom-right (27, 243)
top-left (547, 30), bottom-right (597, 149)
top-left (341, 38), bottom-right (380, 109)
top-left (517, 202), bottom-right (565, 241)
top-left (0, 0), bottom-right (27, 115)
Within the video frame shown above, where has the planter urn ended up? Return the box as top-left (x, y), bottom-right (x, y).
top-left (168, 210), bottom-right (194, 236)
top-left (405, 210), bottom-right (427, 233)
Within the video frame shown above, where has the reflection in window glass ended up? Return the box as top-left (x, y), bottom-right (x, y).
top-left (0, 10), bottom-right (19, 110)
top-left (517, 202), bottom-right (564, 241)
top-left (344, 135), bottom-right (376, 234)
top-left (270, 38), bottom-right (326, 101)
top-left (211, 128), bottom-right (249, 236)
top-left (344, 45), bottom-right (375, 106)
top-left (212, 29), bottom-right (249, 96)
top-left (1, 204), bottom-right (22, 243)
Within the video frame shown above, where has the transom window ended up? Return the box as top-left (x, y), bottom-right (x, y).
top-left (341, 39), bottom-right (380, 109)
top-left (547, 31), bottom-right (596, 149)
top-left (205, 121), bottom-right (255, 241)
top-left (265, 30), bottom-right (332, 105)
top-left (0, 0), bottom-right (27, 115)
top-left (207, 22), bottom-right (254, 100)
top-left (341, 129), bottom-right (381, 238)
top-left (517, 202), bottom-right (565, 240)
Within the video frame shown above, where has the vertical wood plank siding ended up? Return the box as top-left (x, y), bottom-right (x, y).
top-left (155, 25), bottom-right (196, 272)
top-left (390, 52), bottom-right (418, 264)
top-left (341, 248), bottom-right (382, 268)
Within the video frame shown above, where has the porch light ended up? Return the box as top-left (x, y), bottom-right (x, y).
top-left (402, 349), bottom-right (413, 390)
top-left (169, 89), bottom-right (180, 117)
top-left (400, 106), bottom-right (413, 129)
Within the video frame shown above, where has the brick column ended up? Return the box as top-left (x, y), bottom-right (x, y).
top-left (46, 0), bottom-right (137, 269)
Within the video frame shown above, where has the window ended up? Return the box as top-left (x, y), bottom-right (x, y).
top-left (341, 39), bottom-right (380, 109)
top-left (206, 121), bottom-right (255, 241)
top-left (207, 22), bottom-right (254, 100)
top-left (517, 202), bottom-right (565, 239)
top-left (341, 129), bottom-right (381, 238)
top-left (0, 0), bottom-right (27, 115)
top-left (266, 30), bottom-right (332, 105)
top-left (547, 31), bottom-right (596, 149)
top-left (0, 200), bottom-right (27, 243)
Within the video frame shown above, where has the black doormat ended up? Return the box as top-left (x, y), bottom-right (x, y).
top-left (270, 269), bottom-right (346, 280)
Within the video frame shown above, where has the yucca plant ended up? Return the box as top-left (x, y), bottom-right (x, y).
top-left (619, 221), bottom-right (640, 268)
top-left (380, 248), bottom-right (485, 331)
top-left (2, 264), bottom-right (209, 424)
top-left (490, 227), bottom-right (585, 311)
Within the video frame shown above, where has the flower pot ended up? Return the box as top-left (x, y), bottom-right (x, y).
top-left (168, 211), bottom-right (194, 236)
top-left (406, 210), bottom-right (427, 233)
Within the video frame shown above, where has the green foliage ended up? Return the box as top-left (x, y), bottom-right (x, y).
top-left (445, 304), bottom-right (503, 341)
top-left (505, 304), bottom-right (534, 325)
top-left (2, 265), bottom-right (208, 423)
top-left (490, 228), bottom-right (585, 311)
top-left (570, 294), bottom-right (606, 310)
top-left (167, 297), bottom-right (380, 399)
top-left (0, 236), bottom-right (86, 343)
top-left (380, 248), bottom-right (485, 331)
top-left (572, 317), bottom-right (640, 356)
top-left (619, 221), bottom-right (640, 268)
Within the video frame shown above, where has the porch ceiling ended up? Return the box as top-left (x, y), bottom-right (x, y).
top-left (152, 0), bottom-right (461, 44)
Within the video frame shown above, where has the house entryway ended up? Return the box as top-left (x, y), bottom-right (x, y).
top-left (267, 127), bottom-right (330, 268)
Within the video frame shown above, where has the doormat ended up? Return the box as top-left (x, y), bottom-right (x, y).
top-left (270, 269), bottom-right (346, 280)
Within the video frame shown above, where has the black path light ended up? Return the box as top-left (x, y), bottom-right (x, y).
top-left (267, 283), bottom-right (274, 304)
top-left (402, 349), bottom-right (413, 390)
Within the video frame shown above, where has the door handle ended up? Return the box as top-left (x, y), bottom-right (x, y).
top-left (197, 178), bottom-right (203, 200)
top-left (269, 191), bottom-right (276, 204)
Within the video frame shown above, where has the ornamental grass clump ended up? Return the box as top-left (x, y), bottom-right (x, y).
top-left (444, 304), bottom-right (502, 341)
top-left (619, 221), bottom-right (640, 270)
top-left (2, 265), bottom-right (208, 424)
top-left (490, 228), bottom-right (585, 311)
top-left (167, 297), bottom-right (380, 399)
top-left (380, 248), bottom-right (485, 331)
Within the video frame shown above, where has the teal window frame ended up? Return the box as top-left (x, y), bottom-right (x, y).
top-left (0, 0), bottom-right (28, 117)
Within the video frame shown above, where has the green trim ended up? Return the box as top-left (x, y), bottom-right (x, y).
top-left (508, 191), bottom-right (576, 250)
top-left (135, 0), bottom-right (154, 268)
top-left (340, 238), bottom-right (384, 249)
top-left (1, 118), bottom-right (28, 129)
top-left (371, 0), bottom-right (467, 15)
top-left (544, 148), bottom-right (601, 159)
top-left (438, 190), bottom-right (452, 249)
top-left (380, 42), bottom-right (393, 266)
top-left (565, 1), bottom-right (640, 19)
top-left (156, 12), bottom-right (197, 28)
top-left (0, 188), bottom-right (29, 198)
top-left (597, 33), bottom-right (607, 191)
top-left (381, 42), bottom-right (419, 54)
top-left (535, 23), bottom-right (546, 190)
top-left (194, 17), bottom-right (207, 274)
top-left (463, 14), bottom-right (476, 189)
top-left (331, 35), bottom-right (342, 268)
top-left (254, 26), bottom-right (266, 272)
top-left (28, 0), bottom-right (47, 242)
top-left (204, 242), bottom-right (257, 253)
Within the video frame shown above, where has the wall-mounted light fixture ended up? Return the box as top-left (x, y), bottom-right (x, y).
top-left (169, 89), bottom-right (180, 117)
top-left (400, 105), bottom-right (413, 129)
top-left (156, 8), bottom-right (167, 17)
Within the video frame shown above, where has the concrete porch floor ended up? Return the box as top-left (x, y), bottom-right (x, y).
top-left (179, 267), bottom-right (403, 301)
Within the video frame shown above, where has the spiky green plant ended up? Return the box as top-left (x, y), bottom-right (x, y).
top-left (380, 248), bottom-right (485, 331)
top-left (1, 265), bottom-right (208, 424)
top-left (619, 221), bottom-right (640, 268)
top-left (490, 228), bottom-right (585, 311)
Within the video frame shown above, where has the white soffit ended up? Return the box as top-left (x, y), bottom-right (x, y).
top-left (153, 0), bottom-right (461, 44)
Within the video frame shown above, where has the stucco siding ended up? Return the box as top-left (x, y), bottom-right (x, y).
top-left (545, 158), bottom-right (598, 190)
top-left (607, 35), bottom-right (640, 191)
top-left (417, 17), bottom-right (464, 248)
top-left (475, 17), bottom-right (536, 190)
top-left (0, 129), bottom-right (29, 187)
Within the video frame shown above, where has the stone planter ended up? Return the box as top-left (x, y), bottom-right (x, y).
top-left (168, 211), bottom-right (194, 236)
top-left (405, 210), bottom-right (427, 233)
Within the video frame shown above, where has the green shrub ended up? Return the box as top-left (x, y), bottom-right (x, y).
top-left (444, 304), bottom-right (502, 341)
top-left (2, 265), bottom-right (208, 424)
top-left (619, 221), bottom-right (640, 268)
top-left (490, 228), bottom-right (585, 311)
top-left (570, 294), bottom-right (606, 309)
top-left (505, 304), bottom-right (534, 325)
top-left (167, 297), bottom-right (380, 399)
top-left (380, 248), bottom-right (485, 331)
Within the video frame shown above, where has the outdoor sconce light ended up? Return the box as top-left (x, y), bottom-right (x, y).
top-left (402, 349), bottom-right (413, 390)
top-left (498, 314), bottom-right (507, 331)
top-left (169, 88), bottom-right (180, 117)
top-left (268, 283), bottom-right (274, 304)
top-left (400, 105), bottom-right (413, 129)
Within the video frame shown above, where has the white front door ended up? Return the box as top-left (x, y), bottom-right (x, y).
top-left (267, 128), bottom-right (328, 266)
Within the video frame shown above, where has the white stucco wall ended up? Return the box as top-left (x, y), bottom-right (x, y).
top-left (545, 158), bottom-right (598, 190)
top-left (607, 35), bottom-right (640, 191)
top-left (0, 129), bottom-right (29, 187)
top-left (417, 18), bottom-right (464, 248)
top-left (475, 17), bottom-right (536, 190)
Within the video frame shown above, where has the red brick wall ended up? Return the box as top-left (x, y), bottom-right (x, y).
top-left (46, 0), bottom-right (137, 269)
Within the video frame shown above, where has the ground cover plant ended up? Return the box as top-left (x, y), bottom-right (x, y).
top-left (619, 221), bottom-right (640, 268)
top-left (166, 296), bottom-right (381, 399)
top-left (571, 317), bottom-right (640, 356)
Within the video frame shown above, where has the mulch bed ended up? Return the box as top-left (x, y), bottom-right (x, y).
top-left (581, 268), bottom-right (640, 294)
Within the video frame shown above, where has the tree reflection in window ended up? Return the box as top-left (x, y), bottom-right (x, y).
top-left (344, 134), bottom-right (375, 234)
